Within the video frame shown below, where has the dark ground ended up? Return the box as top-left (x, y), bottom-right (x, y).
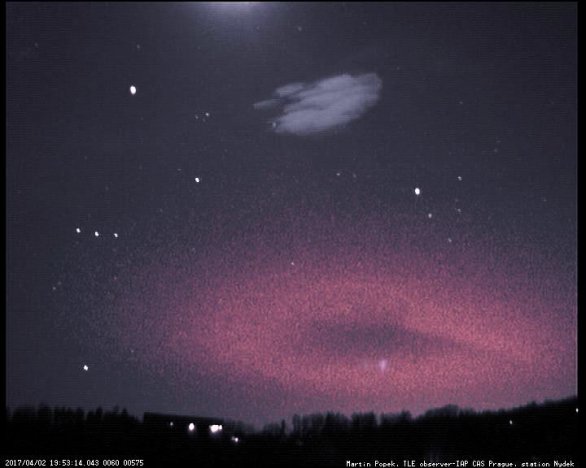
top-left (3, 397), bottom-right (578, 467)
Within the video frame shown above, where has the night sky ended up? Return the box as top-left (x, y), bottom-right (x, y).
top-left (6, 2), bottom-right (577, 427)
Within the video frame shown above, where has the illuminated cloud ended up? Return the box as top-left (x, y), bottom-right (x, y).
top-left (254, 73), bottom-right (382, 136)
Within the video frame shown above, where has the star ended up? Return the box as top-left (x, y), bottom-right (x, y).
top-left (130, 85), bottom-right (137, 95)
top-left (427, 213), bottom-right (433, 219)
top-left (83, 365), bottom-right (89, 371)
top-left (457, 176), bottom-right (463, 181)
top-left (414, 187), bottom-right (421, 196)
top-left (113, 233), bottom-right (119, 238)
top-left (75, 228), bottom-right (81, 234)
top-left (195, 177), bottom-right (201, 183)
top-left (94, 231), bottom-right (100, 237)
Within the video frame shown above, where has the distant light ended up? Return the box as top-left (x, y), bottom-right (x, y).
top-left (427, 213), bottom-right (433, 219)
top-left (576, 408), bottom-right (579, 413)
top-left (94, 231), bottom-right (100, 237)
top-left (214, 1), bottom-right (258, 8)
top-left (83, 365), bottom-right (89, 371)
top-left (75, 228), bottom-right (81, 234)
top-left (414, 187), bottom-right (421, 196)
top-left (210, 424), bottom-right (223, 434)
top-left (231, 436), bottom-right (240, 443)
top-left (457, 176), bottom-right (463, 181)
top-left (205, 112), bottom-right (210, 117)
top-left (188, 422), bottom-right (195, 432)
top-left (195, 177), bottom-right (200, 183)
top-left (509, 420), bottom-right (513, 425)
top-left (113, 233), bottom-right (119, 238)
top-left (169, 421), bottom-right (174, 427)
top-left (130, 85), bottom-right (137, 95)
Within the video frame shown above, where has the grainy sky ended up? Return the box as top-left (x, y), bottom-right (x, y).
top-left (6, 2), bottom-right (577, 427)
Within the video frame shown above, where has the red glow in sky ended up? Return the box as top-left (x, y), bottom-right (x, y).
top-left (114, 214), bottom-right (575, 425)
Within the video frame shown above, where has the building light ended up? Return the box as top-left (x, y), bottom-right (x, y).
top-left (210, 424), bottom-right (223, 434)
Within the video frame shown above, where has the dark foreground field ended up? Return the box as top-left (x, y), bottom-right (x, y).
top-left (3, 398), bottom-right (578, 467)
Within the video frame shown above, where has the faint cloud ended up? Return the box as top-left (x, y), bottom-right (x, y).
top-left (254, 73), bottom-right (382, 136)
top-left (253, 99), bottom-right (279, 110)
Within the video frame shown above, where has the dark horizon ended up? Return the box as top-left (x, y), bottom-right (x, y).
top-left (6, 394), bottom-right (579, 431)
top-left (4, 397), bottom-right (578, 467)
top-left (7, 2), bottom-right (577, 430)
top-left (5, 394), bottom-right (579, 431)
